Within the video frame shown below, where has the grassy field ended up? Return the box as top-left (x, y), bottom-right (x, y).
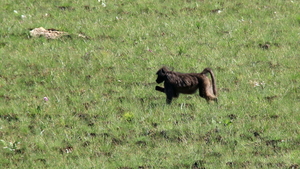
top-left (1, 0), bottom-right (300, 168)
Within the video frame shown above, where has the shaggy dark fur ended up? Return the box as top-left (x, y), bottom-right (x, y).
top-left (155, 67), bottom-right (217, 104)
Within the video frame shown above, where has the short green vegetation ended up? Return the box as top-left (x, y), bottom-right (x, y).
top-left (0, 0), bottom-right (299, 168)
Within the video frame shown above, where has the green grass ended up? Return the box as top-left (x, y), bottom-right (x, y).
top-left (1, 0), bottom-right (300, 168)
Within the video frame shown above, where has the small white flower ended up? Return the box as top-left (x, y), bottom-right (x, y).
top-left (14, 10), bottom-right (18, 14)
top-left (21, 15), bottom-right (26, 19)
top-left (98, 0), bottom-right (106, 7)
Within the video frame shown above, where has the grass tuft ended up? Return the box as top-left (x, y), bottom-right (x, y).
top-left (0, 0), bottom-right (299, 168)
